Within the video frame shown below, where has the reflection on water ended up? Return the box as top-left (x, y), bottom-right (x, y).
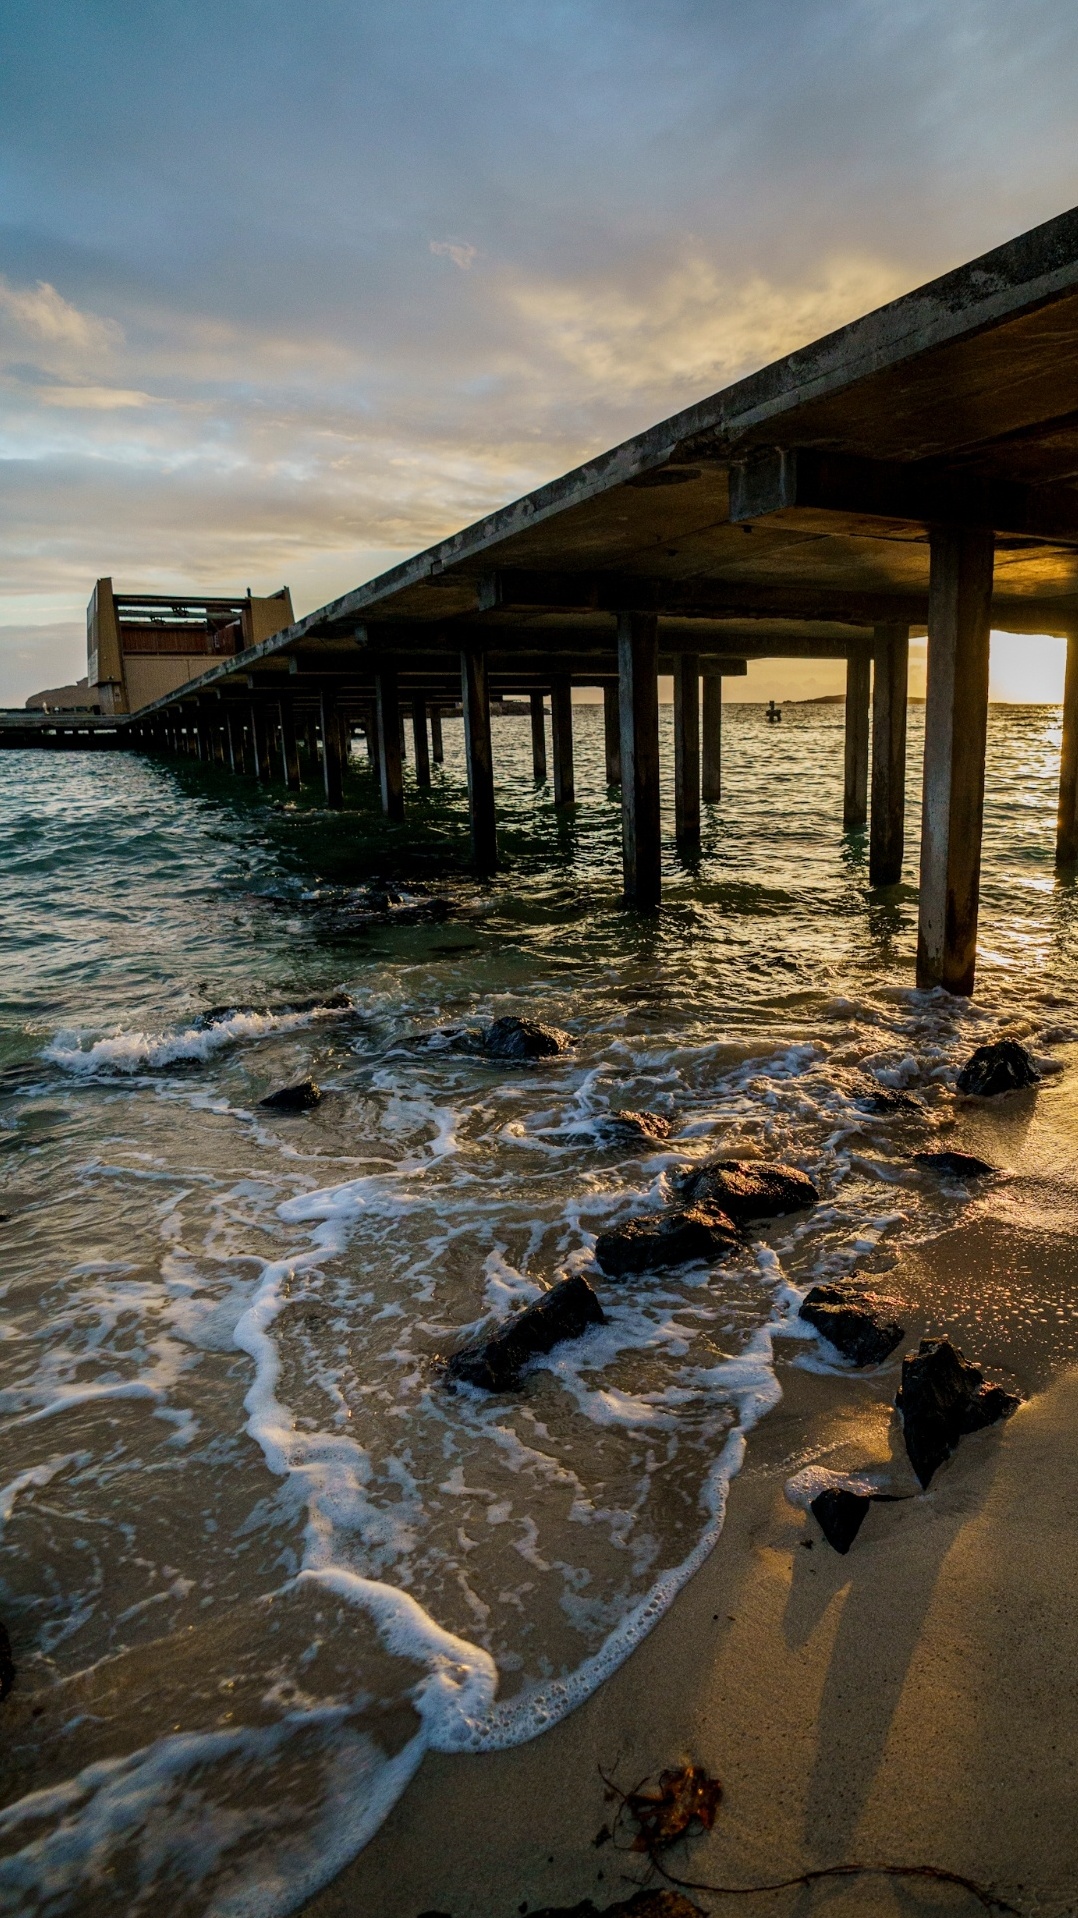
top-left (0, 704), bottom-right (1075, 1914)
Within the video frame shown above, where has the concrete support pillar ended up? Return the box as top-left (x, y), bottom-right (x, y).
top-left (376, 670), bottom-right (404, 821)
top-left (843, 650), bottom-right (871, 829)
top-left (869, 623), bottom-right (909, 885)
top-left (916, 526), bottom-right (994, 996)
top-left (212, 719), bottom-right (225, 767)
top-left (430, 708), bottom-right (444, 765)
top-left (530, 692), bottom-right (547, 782)
top-left (603, 682), bottom-right (621, 785)
top-left (280, 699), bottom-right (302, 791)
top-left (320, 687), bottom-right (344, 808)
top-left (551, 677), bottom-right (574, 805)
top-left (412, 694), bottom-right (432, 789)
top-left (618, 611), bottom-right (662, 910)
top-left (225, 711), bottom-right (237, 773)
top-left (673, 654), bottom-right (700, 855)
top-left (250, 704), bottom-right (271, 781)
top-left (461, 648), bottom-right (497, 874)
top-left (1057, 631), bottom-right (1078, 864)
top-left (702, 673), bottom-right (722, 802)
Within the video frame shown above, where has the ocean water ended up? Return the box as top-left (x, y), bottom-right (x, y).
top-left (0, 702), bottom-right (1075, 1916)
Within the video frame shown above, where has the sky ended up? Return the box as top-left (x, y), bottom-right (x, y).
top-left (2, 0), bottom-right (1078, 706)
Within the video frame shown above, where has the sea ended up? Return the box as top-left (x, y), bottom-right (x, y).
top-left (0, 701), bottom-right (1074, 1916)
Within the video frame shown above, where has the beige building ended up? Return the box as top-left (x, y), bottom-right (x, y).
top-left (86, 579), bottom-right (294, 714)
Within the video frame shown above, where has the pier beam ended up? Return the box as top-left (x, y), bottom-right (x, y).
top-left (916, 526), bottom-right (994, 995)
top-left (320, 688), bottom-right (344, 808)
top-left (225, 711), bottom-right (237, 773)
top-left (376, 670), bottom-right (405, 821)
top-left (702, 673), bottom-right (723, 802)
top-left (530, 692), bottom-right (547, 782)
top-left (250, 704), bottom-right (270, 781)
top-left (461, 648), bottom-right (498, 874)
top-left (603, 683), bottom-right (621, 785)
top-left (412, 694), bottom-right (432, 790)
top-left (280, 700), bottom-right (302, 791)
top-left (843, 650), bottom-right (871, 829)
top-left (430, 707), bottom-right (444, 766)
top-left (551, 677), bottom-right (574, 805)
top-left (673, 655), bottom-right (701, 855)
top-left (618, 611), bottom-right (662, 910)
top-left (869, 623), bottom-right (909, 885)
top-left (1057, 631), bottom-right (1078, 864)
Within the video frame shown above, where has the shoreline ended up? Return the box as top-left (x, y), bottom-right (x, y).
top-left (302, 1067), bottom-right (1078, 1918)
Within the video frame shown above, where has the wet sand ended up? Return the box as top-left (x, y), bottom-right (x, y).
top-left (303, 1063), bottom-right (1078, 1918)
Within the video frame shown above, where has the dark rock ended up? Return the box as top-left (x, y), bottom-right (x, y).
top-left (259, 1078), bottom-right (323, 1112)
top-left (913, 1150), bottom-right (997, 1179)
top-left (810, 1487), bottom-right (872, 1554)
top-left (799, 1282), bottom-right (906, 1366)
top-left (603, 1110), bottom-right (674, 1145)
top-left (445, 1275), bottom-right (606, 1391)
top-left (679, 1157), bottom-right (819, 1223)
top-left (0, 1622), bottom-right (14, 1700)
top-left (532, 1894), bottom-right (704, 1918)
top-left (476, 1015), bottom-right (572, 1060)
top-left (852, 1088), bottom-right (924, 1115)
top-left (897, 1337), bottom-right (1023, 1487)
top-left (594, 1204), bottom-right (742, 1277)
top-left (956, 1039), bottom-right (1040, 1097)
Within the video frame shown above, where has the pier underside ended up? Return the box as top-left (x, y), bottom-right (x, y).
top-left (42, 205), bottom-right (1078, 994)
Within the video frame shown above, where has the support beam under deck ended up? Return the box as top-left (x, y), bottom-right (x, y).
top-left (702, 673), bottom-right (722, 802)
top-left (869, 624), bottom-right (908, 885)
top-left (916, 526), bottom-right (994, 995)
top-left (603, 683), bottom-right (621, 786)
top-left (376, 670), bottom-right (405, 821)
top-left (843, 650), bottom-right (871, 830)
top-left (461, 649), bottom-right (497, 874)
top-left (530, 692), bottom-right (547, 782)
top-left (551, 677), bottom-right (574, 805)
top-left (1057, 632), bottom-right (1078, 865)
top-left (618, 612), bottom-right (661, 910)
top-left (412, 693), bottom-right (432, 790)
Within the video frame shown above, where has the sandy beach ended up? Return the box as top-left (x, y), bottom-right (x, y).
top-left (304, 1062), bottom-right (1078, 1918)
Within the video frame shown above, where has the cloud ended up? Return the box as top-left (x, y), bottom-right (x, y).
top-left (36, 384), bottom-right (155, 410)
top-left (430, 241), bottom-right (478, 270)
top-left (0, 277), bottom-right (119, 353)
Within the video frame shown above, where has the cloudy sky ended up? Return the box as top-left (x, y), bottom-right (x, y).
top-left (2, 0), bottom-right (1078, 704)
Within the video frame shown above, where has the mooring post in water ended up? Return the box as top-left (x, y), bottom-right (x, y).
top-left (279, 699), bottom-right (302, 790)
top-left (551, 676), bottom-right (574, 805)
top-left (843, 649), bottom-right (871, 830)
top-left (702, 671), bottom-right (722, 802)
top-left (1057, 629), bottom-right (1078, 864)
top-left (412, 693), bottom-right (432, 789)
top-left (461, 646), bottom-right (498, 874)
top-left (529, 692), bottom-right (547, 781)
top-left (430, 706), bottom-right (444, 765)
top-left (603, 681), bottom-right (621, 786)
top-left (618, 611), bottom-right (662, 909)
top-left (870, 623), bottom-right (909, 885)
top-left (673, 654), bottom-right (701, 856)
top-left (376, 670), bottom-right (405, 820)
top-left (320, 687), bottom-right (345, 808)
top-left (917, 526), bottom-right (994, 994)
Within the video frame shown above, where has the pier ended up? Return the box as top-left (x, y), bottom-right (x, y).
top-left (18, 204), bottom-right (1078, 998)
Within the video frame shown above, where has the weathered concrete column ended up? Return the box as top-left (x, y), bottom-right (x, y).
top-left (551, 677), bottom-right (574, 805)
top-left (376, 670), bottom-right (405, 821)
top-left (461, 648), bottom-right (497, 873)
top-left (320, 688), bottom-right (344, 808)
top-left (869, 623), bottom-right (909, 885)
top-left (673, 654), bottom-right (700, 855)
top-left (618, 612), bottom-right (661, 909)
top-left (279, 700), bottom-right (302, 790)
top-left (603, 682), bottom-right (621, 785)
top-left (225, 710), bottom-right (237, 773)
top-left (412, 694), bottom-right (432, 789)
top-left (250, 704), bottom-right (270, 780)
top-left (530, 692), bottom-right (547, 782)
top-left (916, 526), bottom-right (994, 995)
top-left (843, 649), bottom-right (871, 829)
top-left (430, 708), bottom-right (444, 765)
top-left (1056, 631), bottom-right (1078, 864)
top-left (702, 673), bottom-right (722, 802)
